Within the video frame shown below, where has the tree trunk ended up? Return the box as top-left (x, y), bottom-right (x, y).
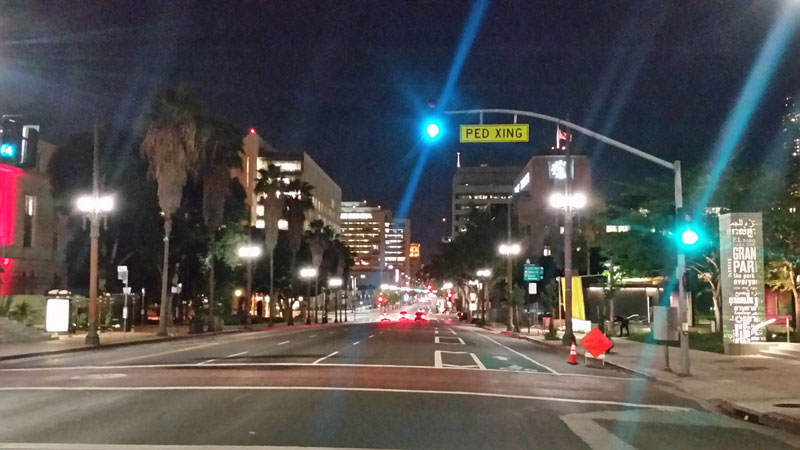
top-left (285, 297), bottom-right (294, 326)
top-left (157, 219), bottom-right (172, 337)
top-left (712, 282), bottom-right (721, 333)
top-left (268, 255), bottom-right (274, 327)
top-left (207, 234), bottom-right (216, 332)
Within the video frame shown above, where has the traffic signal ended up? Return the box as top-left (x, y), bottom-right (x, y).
top-left (0, 118), bottom-right (21, 165)
top-left (421, 117), bottom-right (443, 141)
top-left (377, 294), bottom-right (386, 304)
top-left (446, 290), bottom-right (453, 300)
top-left (426, 284), bottom-right (433, 293)
top-left (676, 207), bottom-right (702, 250)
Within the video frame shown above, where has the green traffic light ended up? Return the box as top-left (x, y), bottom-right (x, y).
top-left (681, 229), bottom-right (699, 246)
top-left (426, 123), bottom-right (440, 138)
top-left (0, 143), bottom-right (14, 157)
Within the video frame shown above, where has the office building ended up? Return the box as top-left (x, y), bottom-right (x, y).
top-left (340, 201), bottom-right (390, 271)
top-left (784, 96), bottom-right (800, 200)
top-left (451, 165), bottom-right (521, 237)
top-left (512, 154), bottom-right (591, 258)
top-left (235, 131), bottom-right (341, 234)
top-left (409, 242), bottom-right (422, 277)
top-left (385, 218), bottom-right (410, 276)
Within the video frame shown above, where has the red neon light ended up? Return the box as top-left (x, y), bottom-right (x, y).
top-left (0, 257), bottom-right (13, 295)
top-left (0, 164), bottom-right (21, 246)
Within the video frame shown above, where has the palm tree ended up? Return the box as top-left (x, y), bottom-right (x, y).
top-left (140, 86), bottom-right (202, 336)
top-left (254, 164), bottom-right (284, 326)
top-left (198, 118), bottom-right (241, 331)
top-left (284, 180), bottom-right (314, 322)
top-left (306, 220), bottom-right (333, 322)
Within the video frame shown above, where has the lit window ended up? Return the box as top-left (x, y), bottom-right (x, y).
top-left (278, 219), bottom-right (289, 230)
top-left (543, 246), bottom-right (551, 256)
top-left (23, 195), bottom-right (35, 248)
top-left (255, 219), bottom-right (265, 229)
top-left (256, 205), bottom-right (265, 216)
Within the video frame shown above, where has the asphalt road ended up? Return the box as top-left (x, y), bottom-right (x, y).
top-left (0, 307), bottom-right (798, 450)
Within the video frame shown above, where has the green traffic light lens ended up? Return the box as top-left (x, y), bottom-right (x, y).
top-left (681, 229), bottom-right (699, 245)
top-left (426, 123), bottom-right (440, 138)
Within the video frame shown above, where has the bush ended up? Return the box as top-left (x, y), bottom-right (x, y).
top-left (544, 330), bottom-right (560, 341)
top-left (9, 301), bottom-right (32, 325)
top-left (626, 331), bottom-right (723, 353)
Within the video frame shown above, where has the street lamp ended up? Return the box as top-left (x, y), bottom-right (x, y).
top-left (328, 277), bottom-right (343, 323)
top-left (548, 190), bottom-right (587, 345)
top-left (237, 244), bottom-right (262, 328)
top-left (475, 268), bottom-right (492, 324)
top-left (76, 193), bottom-right (114, 346)
top-left (498, 242), bottom-right (521, 332)
top-left (299, 266), bottom-right (317, 324)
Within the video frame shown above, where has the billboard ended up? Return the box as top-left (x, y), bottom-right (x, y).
top-left (719, 213), bottom-right (766, 344)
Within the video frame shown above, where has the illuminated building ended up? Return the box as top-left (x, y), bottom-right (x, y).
top-left (236, 131), bottom-right (341, 234)
top-left (451, 165), bottom-right (521, 237)
top-left (784, 96), bottom-right (800, 200)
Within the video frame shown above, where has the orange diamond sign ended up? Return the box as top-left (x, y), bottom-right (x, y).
top-left (580, 328), bottom-right (613, 358)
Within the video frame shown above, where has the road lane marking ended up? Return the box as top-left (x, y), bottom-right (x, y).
top-left (352, 341), bottom-right (360, 346)
top-left (225, 351), bottom-right (247, 359)
top-left (471, 331), bottom-right (559, 375)
top-left (0, 386), bottom-right (688, 411)
top-left (434, 336), bottom-right (465, 344)
top-left (493, 356), bottom-right (509, 361)
top-left (277, 341), bottom-right (290, 345)
top-left (0, 444), bottom-right (393, 450)
top-left (434, 350), bottom-right (486, 370)
top-left (309, 335), bottom-right (317, 338)
top-left (0, 363), bottom-right (641, 380)
top-left (313, 351), bottom-right (338, 364)
top-left (108, 341), bottom-right (222, 365)
top-left (368, 335), bottom-right (374, 339)
top-left (197, 359), bottom-right (216, 365)
top-left (434, 330), bottom-right (438, 335)
top-left (449, 328), bottom-right (457, 335)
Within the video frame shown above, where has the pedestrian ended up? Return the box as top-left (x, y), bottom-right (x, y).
top-left (613, 315), bottom-right (630, 337)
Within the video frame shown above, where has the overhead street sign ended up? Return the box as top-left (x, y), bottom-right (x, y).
top-left (460, 124), bottom-right (529, 143)
top-left (523, 264), bottom-right (543, 281)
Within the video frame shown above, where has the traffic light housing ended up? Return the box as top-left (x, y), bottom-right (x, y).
top-left (676, 207), bottom-right (703, 251)
top-left (421, 117), bottom-right (443, 142)
top-left (0, 118), bottom-right (21, 165)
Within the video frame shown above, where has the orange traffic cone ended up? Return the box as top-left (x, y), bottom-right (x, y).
top-left (567, 342), bottom-right (579, 365)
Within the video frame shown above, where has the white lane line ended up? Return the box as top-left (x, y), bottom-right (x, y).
top-left (434, 350), bottom-right (486, 370)
top-left (0, 386), bottom-right (688, 411)
top-left (109, 341), bottom-right (222, 365)
top-left (368, 335), bottom-right (374, 339)
top-left (472, 330), bottom-right (559, 375)
top-left (449, 328), bottom-right (457, 335)
top-left (352, 341), bottom-right (361, 346)
top-left (277, 341), bottom-right (290, 345)
top-left (309, 334), bottom-right (317, 338)
top-left (225, 351), bottom-right (247, 359)
top-left (0, 444), bottom-right (393, 450)
top-left (313, 351), bottom-right (338, 364)
top-left (434, 330), bottom-right (438, 335)
top-left (0, 363), bottom-right (641, 380)
top-left (197, 359), bottom-right (216, 365)
top-left (434, 336), bottom-right (465, 344)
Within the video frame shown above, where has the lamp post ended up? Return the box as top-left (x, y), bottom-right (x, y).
top-left (329, 277), bottom-right (342, 323)
top-left (476, 268), bottom-right (492, 325)
top-left (548, 190), bottom-right (587, 345)
top-left (299, 267), bottom-right (317, 324)
top-left (237, 244), bottom-right (262, 328)
top-left (498, 243), bottom-right (521, 331)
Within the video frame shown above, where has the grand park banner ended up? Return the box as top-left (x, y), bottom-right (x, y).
top-left (719, 213), bottom-right (766, 344)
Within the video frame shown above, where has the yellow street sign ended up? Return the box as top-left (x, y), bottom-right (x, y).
top-left (460, 124), bottom-right (529, 143)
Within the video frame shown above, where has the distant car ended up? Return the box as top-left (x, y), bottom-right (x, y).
top-left (379, 313), bottom-right (391, 322)
top-left (456, 312), bottom-right (468, 321)
top-left (399, 311), bottom-right (409, 321)
top-left (414, 311), bottom-right (426, 321)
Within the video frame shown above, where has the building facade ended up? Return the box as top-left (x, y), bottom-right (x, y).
top-left (451, 165), bottom-right (521, 237)
top-left (512, 154), bottom-right (591, 259)
top-left (235, 132), bottom-right (341, 234)
top-left (784, 96), bottom-right (800, 200)
top-left (385, 218), bottom-right (410, 276)
top-left (340, 201), bottom-right (390, 271)
top-left (0, 134), bottom-right (66, 295)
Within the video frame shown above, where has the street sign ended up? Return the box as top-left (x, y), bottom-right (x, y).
top-left (460, 124), bottom-right (529, 143)
top-left (528, 283), bottom-right (537, 294)
top-left (579, 328), bottom-right (613, 358)
top-left (523, 264), bottom-right (543, 281)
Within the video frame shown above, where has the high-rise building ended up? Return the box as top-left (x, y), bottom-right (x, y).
top-left (235, 132), bottom-right (341, 234)
top-left (340, 201), bottom-right (390, 271)
top-left (385, 218), bottom-right (410, 276)
top-left (783, 96), bottom-right (800, 199)
top-left (409, 242), bottom-right (422, 277)
top-left (451, 165), bottom-right (521, 237)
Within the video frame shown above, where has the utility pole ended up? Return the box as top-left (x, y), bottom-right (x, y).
top-left (85, 123), bottom-right (101, 346)
top-left (506, 203), bottom-right (513, 332)
top-left (562, 130), bottom-right (575, 345)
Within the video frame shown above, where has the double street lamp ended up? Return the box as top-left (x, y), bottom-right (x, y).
top-left (328, 277), bottom-right (343, 323)
top-left (237, 244), bottom-right (262, 327)
top-left (77, 194), bottom-right (114, 346)
top-left (498, 242), bottom-right (521, 332)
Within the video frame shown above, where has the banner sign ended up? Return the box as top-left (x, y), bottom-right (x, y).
top-left (719, 213), bottom-right (766, 344)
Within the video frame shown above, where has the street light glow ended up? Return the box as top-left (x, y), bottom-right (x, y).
top-left (237, 245), bottom-right (262, 259)
top-left (328, 277), bottom-right (343, 288)
top-left (442, 282), bottom-right (454, 290)
top-left (548, 192), bottom-right (587, 209)
top-left (681, 229), bottom-right (699, 245)
top-left (498, 243), bottom-right (521, 255)
top-left (476, 268), bottom-right (492, 278)
top-left (299, 267), bottom-right (317, 278)
top-left (426, 123), bottom-right (440, 138)
top-left (76, 195), bottom-right (114, 213)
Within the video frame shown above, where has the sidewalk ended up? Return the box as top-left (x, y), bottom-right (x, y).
top-left (483, 323), bottom-right (800, 434)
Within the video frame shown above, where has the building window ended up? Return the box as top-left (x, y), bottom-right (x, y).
top-left (23, 195), bottom-right (35, 248)
top-left (543, 246), bottom-right (551, 256)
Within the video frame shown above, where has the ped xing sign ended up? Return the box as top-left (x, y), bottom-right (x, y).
top-left (460, 124), bottom-right (529, 143)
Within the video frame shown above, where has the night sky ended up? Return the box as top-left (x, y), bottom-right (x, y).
top-left (1, 1), bottom-right (799, 259)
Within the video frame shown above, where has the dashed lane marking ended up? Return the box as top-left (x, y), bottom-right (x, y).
top-left (197, 359), bottom-right (216, 365)
top-left (313, 351), bottom-right (338, 364)
top-left (277, 341), bottom-right (290, 345)
top-left (434, 336), bottom-right (465, 344)
top-left (225, 351), bottom-right (247, 359)
top-left (309, 335), bottom-right (317, 338)
top-left (352, 341), bottom-right (361, 346)
top-left (368, 335), bottom-right (374, 339)
top-left (449, 328), bottom-right (457, 335)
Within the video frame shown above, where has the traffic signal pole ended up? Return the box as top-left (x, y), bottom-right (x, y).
top-left (444, 108), bottom-right (691, 373)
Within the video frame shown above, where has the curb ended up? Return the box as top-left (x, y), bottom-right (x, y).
top-left (714, 399), bottom-right (800, 435)
top-left (0, 320), bottom-right (352, 362)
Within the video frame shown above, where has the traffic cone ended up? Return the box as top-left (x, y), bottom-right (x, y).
top-left (567, 342), bottom-right (579, 365)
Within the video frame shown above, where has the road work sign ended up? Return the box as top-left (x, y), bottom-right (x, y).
top-left (460, 124), bottom-right (529, 143)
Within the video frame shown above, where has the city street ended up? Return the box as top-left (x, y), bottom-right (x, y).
top-left (1, 311), bottom-right (797, 450)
